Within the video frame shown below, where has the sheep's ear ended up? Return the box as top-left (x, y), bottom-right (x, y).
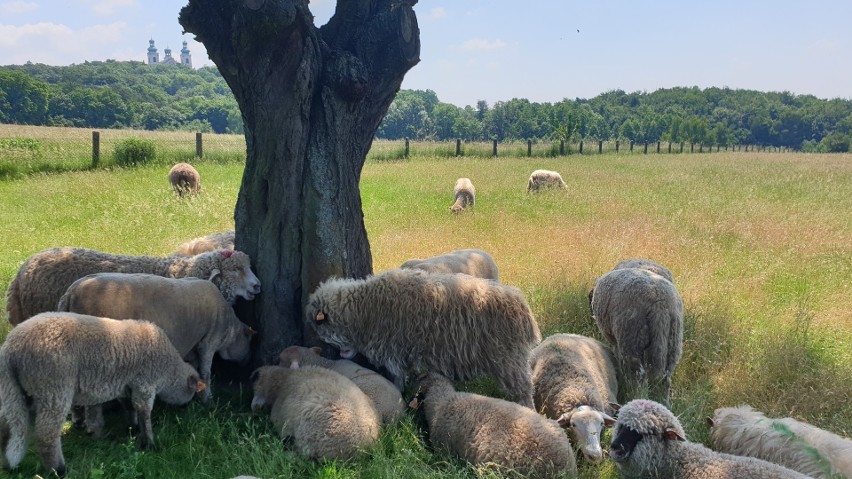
top-left (208, 268), bottom-right (221, 281)
top-left (290, 360), bottom-right (300, 369)
top-left (603, 413), bottom-right (616, 427)
top-left (315, 310), bottom-right (326, 323)
top-left (609, 402), bottom-right (622, 413)
top-left (706, 417), bottom-right (715, 427)
top-left (664, 429), bottom-right (686, 442)
top-left (557, 412), bottom-right (573, 428)
top-left (408, 397), bottom-right (420, 410)
top-left (310, 347), bottom-right (322, 355)
top-left (191, 377), bottom-right (207, 393)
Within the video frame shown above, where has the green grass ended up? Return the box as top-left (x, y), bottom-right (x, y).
top-left (0, 137), bottom-right (850, 478)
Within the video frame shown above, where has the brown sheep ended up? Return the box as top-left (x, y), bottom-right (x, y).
top-left (168, 162), bottom-right (201, 196)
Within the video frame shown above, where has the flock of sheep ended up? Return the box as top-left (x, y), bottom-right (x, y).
top-left (0, 164), bottom-right (849, 479)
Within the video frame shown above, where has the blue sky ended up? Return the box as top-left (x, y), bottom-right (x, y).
top-left (1, 1), bottom-right (851, 107)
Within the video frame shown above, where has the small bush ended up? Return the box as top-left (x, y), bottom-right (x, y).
top-left (113, 138), bottom-right (156, 166)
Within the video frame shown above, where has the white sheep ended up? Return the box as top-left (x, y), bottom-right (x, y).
top-left (6, 247), bottom-right (260, 325)
top-left (609, 399), bottom-right (811, 478)
top-left (174, 230), bottom-right (235, 256)
top-left (529, 333), bottom-right (618, 463)
top-left (250, 365), bottom-right (380, 461)
top-left (399, 248), bottom-right (499, 281)
top-left (413, 372), bottom-right (577, 477)
top-left (590, 267), bottom-right (683, 406)
top-left (278, 345), bottom-right (404, 424)
top-left (305, 268), bottom-right (541, 408)
top-left (0, 312), bottom-right (204, 476)
top-left (449, 177), bottom-right (475, 212)
top-left (710, 405), bottom-right (852, 479)
top-left (168, 162), bottom-right (201, 196)
top-left (527, 169), bottom-right (566, 192)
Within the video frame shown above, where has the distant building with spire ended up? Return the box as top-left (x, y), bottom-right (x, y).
top-left (146, 39), bottom-right (191, 67)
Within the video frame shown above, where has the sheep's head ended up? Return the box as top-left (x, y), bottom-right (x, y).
top-left (158, 362), bottom-right (205, 406)
top-left (304, 284), bottom-right (358, 359)
top-left (609, 399), bottom-right (685, 475)
top-left (557, 405), bottom-right (615, 463)
top-left (250, 366), bottom-right (289, 411)
top-left (218, 323), bottom-right (254, 364)
top-left (208, 250), bottom-right (261, 303)
top-left (278, 345), bottom-right (323, 368)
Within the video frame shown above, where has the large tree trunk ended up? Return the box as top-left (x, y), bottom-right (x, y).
top-left (180, 0), bottom-right (419, 366)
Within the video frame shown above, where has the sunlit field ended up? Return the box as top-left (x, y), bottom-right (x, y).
top-left (0, 126), bottom-right (849, 478)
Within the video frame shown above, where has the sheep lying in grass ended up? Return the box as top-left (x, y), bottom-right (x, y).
top-left (250, 365), bottom-right (380, 461)
top-left (174, 230), bottom-right (235, 256)
top-left (590, 267), bottom-right (683, 405)
top-left (278, 345), bottom-right (404, 424)
top-left (413, 372), bottom-right (577, 478)
top-left (169, 162), bottom-right (201, 196)
top-left (399, 248), bottom-right (499, 281)
top-left (529, 333), bottom-right (618, 463)
top-left (449, 177), bottom-right (475, 212)
top-left (306, 268), bottom-right (541, 407)
top-left (0, 312), bottom-right (204, 476)
top-left (710, 405), bottom-right (852, 479)
top-left (527, 169), bottom-right (566, 192)
top-left (6, 247), bottom-right (260, 325)
top-left (609, 399), bottom-right (811, 478)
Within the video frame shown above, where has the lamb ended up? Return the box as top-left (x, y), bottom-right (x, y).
top-left (278, 345), bottom-right (404, 424)
top-left (0, 312), bottom-right (204, 476)
top-left (710, 405), bottom-right (852, 479)
top-left (609, 399), bottom-right (811, 478)
top-left (413, 372), bottom-right (577, 478)
top-left (168, 162), bottom-right (201, 196)
top-left (399, 248), bottom-right (499, 281)
top-left (250, 365), bottom-right (380, 461)
top-left (174, 230), bottom-right (236, 256)
top-left (449, 177), bottom-right (475, 212)
top-left (529, 333), bottom-right (618, 463)
top-left (305, 268), bottom-right (541, 408)
top-left (527, 169), bottom-right (566, 192)
top-left (590, 267), bottom-right (683, 406)
top-left (6, 247), bottom-right (260, 325)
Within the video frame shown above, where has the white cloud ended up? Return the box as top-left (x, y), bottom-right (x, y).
top-left (90, 0), bottom-right (137, 16)
top-left (0, 1), bottom-right (39, 14)
top-left (427, 7), bottom-right (446, 20)
top-left (0, 22), bottom-right (131, 64)
top-left (459, 38), bottom-right (506, 52)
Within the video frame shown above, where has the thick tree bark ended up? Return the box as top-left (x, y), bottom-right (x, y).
top-left (179, 0), bottom-right (419, 366)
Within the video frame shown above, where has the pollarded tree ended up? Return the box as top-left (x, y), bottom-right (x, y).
top-left (179, 0), bottom-right (420, 365)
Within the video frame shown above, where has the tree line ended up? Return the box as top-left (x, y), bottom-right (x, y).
top-left (2, 61), bottom-right (852, 152)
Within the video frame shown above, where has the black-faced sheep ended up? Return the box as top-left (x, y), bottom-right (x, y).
top-left (413, 372), bottom-right (577, 478)
top-left (250, 365), bottom-right (380, 461)
top-left (449, 177), bottom-right (475, 212)
top-left (0, 312), bottom-right (204, 476)
top-left (174, 230), bottom-right (235, 256)
top-left (278, 346), bottom-right (404, 424)
top-left (305, 268), bottom-right (541, 408)
top-left (527, 169), bottom-right (566, 192)
top-left (168, 162), bottom-right (201, 196)
top-left (609, 399), bottom-right (811, 479)
top-left (710, 405), bottom-right (852, 479)
top-left (399, 248), bottom-right (499, 281)
top-left (590, 267), bottom-right (683, 405)
top-left (529, 333), bottom-right (618, 463)
top-left (6, 247), bottom-right (260, 325)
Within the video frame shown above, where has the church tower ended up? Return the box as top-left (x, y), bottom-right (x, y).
top-left (180, 40), bottom-right (192, 68)
top-left (147, 39), bottom-right (159, 64)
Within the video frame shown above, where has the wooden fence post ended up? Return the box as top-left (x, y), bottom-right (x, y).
top-left (598, 140), bottom-right (603, 154)
top-left (616, 140), bottom-right (620, 153)
top-left (690, 142), bottom-right (695, 153)
top-left (668, 142), bottom-right (672, 154)
top-left (643, 143), bottom-right (648, 154)
top-left (196, 132), bottom-right (203, 158)
top-left (680, 141), bottom-right (684, 153)
top-left (699, 144), bottom-right (703, 153)
top-left (579, 141), bottom-right (584, 154)
top-left (527, 139), bottom-right (532, 157)
top-left (656, 141), bottom-right (661, 153)
top-left (492, 139), bottom-right (498, 157)
top-left (92, 131), bottom-right (100, 168)
top-left (630, 140), bottom-right (634, 153)
top-left (404, 138), bottom-right (409, 159)
top-left (456, 139), bottom-right (461, 157)
top-left (559, 140), bottom-right (564, 156)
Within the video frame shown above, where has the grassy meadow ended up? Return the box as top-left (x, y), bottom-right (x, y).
top-left (0, 126), bottom-right (850, 478)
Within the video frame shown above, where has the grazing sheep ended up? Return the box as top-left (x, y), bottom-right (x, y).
top-left (250, 365), bottom-right (380, 461)
top-left (613, 258), bottom-right (675, 284)
top-left (399, 248), bottom-right (499, 281)
top-left (174, 230), bottom-right (235, 256)
top-left (0, 312), bottom-right (204, 476)
top-left (168, 162), bottom-right (201, 196)
top-left (414, 372), bottom-right (577, 478)
top-left (527, 169), bottom-right (566, 192)
top-left (609, 399), bottom-right (811, 478)
top-left (590, 267), bottom-right (683, 405)
top-left (305, 268), bottom-right (541, 408)
top-left (278, 346), bottom-right (404, 424)
top-left (710, 405), bottom-right (852, 479)
top-left (6, 247), bottom-right (260, 325)
top-left (449, 177), bottom-right (475, 212)
top-left (529, 333), bottom-right (618, 463)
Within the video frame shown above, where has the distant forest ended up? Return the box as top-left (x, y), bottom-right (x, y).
top-left (2, 60), bottom-right (852, 152)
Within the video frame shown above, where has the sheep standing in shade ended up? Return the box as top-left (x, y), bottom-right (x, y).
top-left (174, 230), bottom-right (235, 256)
top-left (529, 333), bottom-right (618, 463)
top-left (449, 177), bottom-right (475, 212)
top-left (590, 267), bottom-right (683, 405)
top-left (710, 405), bottom-right (852, 479)
top-left (250, 365), bottom-right (380, 461)
top-left (6, 247), bottom-right (260, 325)
top-left (306, 268), bottom-right (541, 408)
top-left (399, 248), bottom-right (499, 281)
top-left (609, 399), bottom-right (811, 478)
top-left (169, 162), bottom-right (201, 196)
top-left (278, 345), bottom-right (405, 424)
top-left (527, 169), bottom-right (566, 192)
top-left (0, 312), bottom-right (204, 476)
top-left (413, 372), bottom-right (577, 478)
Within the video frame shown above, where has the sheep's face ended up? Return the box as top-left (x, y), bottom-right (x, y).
top-left (210, 251), bottom-right (261, 303)
top-left (219, 323), bottom-right (254, 363)
top-left (609, 399), bottom-right (686, 477)
top-left (558, 406), bottom-right (615, 463)
top-left (305, 295), bottom-right (358, 359)
top-left (250, 366), bottom-right (288, 410)
top-left (158, 364), bottom-right (205, 405)
top-left (278, 345), bottom-right (322, 368)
